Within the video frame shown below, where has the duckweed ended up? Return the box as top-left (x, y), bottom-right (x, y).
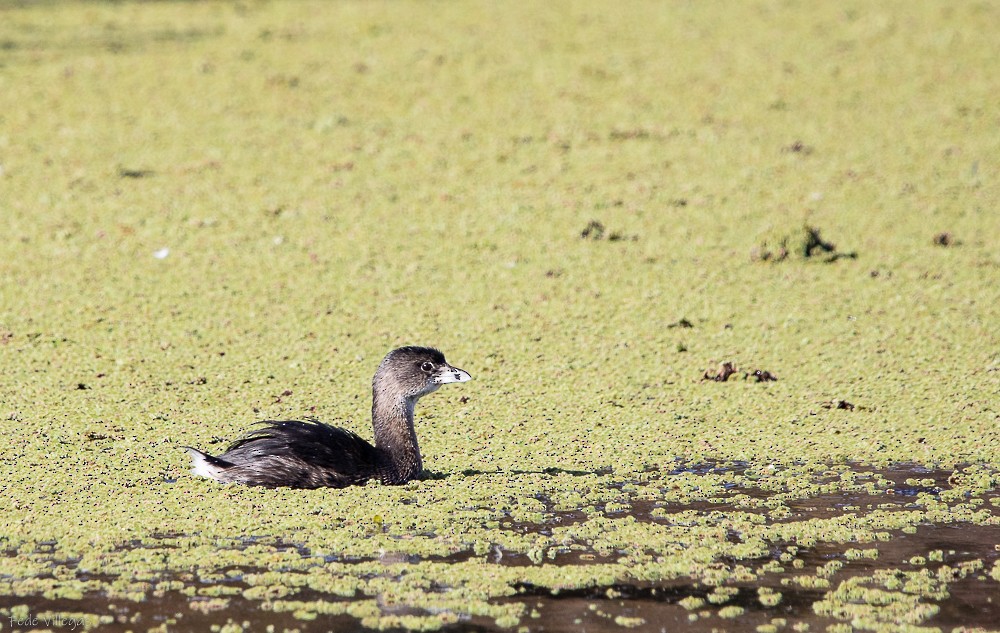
top-left (1, 0), bottom-right (998, 631)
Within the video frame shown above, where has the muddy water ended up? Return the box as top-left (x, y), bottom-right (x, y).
top-left (4, 464), bottom-right (998, 632)
top-left (495, 524), bottom-right (999, 633)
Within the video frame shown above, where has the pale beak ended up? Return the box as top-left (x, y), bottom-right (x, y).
top-left (435, 365), bottom-right (472, 384)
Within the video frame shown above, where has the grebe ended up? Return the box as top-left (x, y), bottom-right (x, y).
top-left (185, 346), bottom-right (471, 488)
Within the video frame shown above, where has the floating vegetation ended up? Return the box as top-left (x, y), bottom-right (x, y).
top-left (580, 220), bottom-right (638, 242)
top-left (666, 318), bottom-right (694, 329)
top-left (1, 1), bottom-right (997, 632)
top-left (821, 399), bottom-right (857, 411)
top-left (1, 464), bottom-right (996, 631)
top-left (703, 362), bottom-right (778, 383)
top-left (704, 361), bottom-right (739, 382)
top-left (751, 226), bottom-right (857, 263)
top-left (117, 167), bottom-right (155, 179)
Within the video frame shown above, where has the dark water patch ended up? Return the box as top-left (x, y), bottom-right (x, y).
top-left (781, 489), bottom-right (920, 521)
top-left (514, 579), bottom-right (822, 607)
top-left (8, 566), bottom-right (995, 631)
top-left (787, 522), bottom-right (1000, 571)
top-left (452, 466), bottom-right (615, 478)
top-left (3, 591), bottom-right (340, 633)
top-left (508, 583), bottom-right (832, 632)
top-left (932, 570), bottom-right (1000, 628)
top-left (3, 464), bottom-right (997, 631)
top-left (664, 459), bottom-right (750, 476)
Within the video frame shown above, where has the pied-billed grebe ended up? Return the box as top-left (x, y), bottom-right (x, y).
top-left (185, 346), bottom-right (471, 488)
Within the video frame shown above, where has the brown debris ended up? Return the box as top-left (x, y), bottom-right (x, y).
top-left (609, 128), bottom-right (653, 141)
top-left (821, 399), bottom-right (857, 411)
top-left (118, 168), bottom-right (155, 179)
top-left (703, 362), bottom-right (738, 382)
top-left (750, 243), bottom-right (789, 262)
top-left (580, 220), bottom-right (638, 242)
top-left (580, 220), bottom-right (605, 240)
top-left (749, 369), bottom-right (778, 383)
top-left (667, 318), bottom-right (694, 329)
top-left (803, 226), bottom-right (836, 258)
top-left (703, 362), bottom-right (778, 383)
top-left (752, 225), bottom-right (857, 263)
top-left (783, 140), bottom-right (814, 155)
top-left (932, 232), bottom-right (957, 247)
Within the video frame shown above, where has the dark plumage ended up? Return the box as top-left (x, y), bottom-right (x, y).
top-left (185, 346), bottom-right (471, 488)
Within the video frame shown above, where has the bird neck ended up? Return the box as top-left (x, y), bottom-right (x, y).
top-left (371, 383), bottom-right (422, 484)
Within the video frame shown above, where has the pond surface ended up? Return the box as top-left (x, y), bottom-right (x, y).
top-left (4, 463), bottom-right (998, 632)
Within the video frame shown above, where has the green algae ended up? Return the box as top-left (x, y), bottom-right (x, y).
top-left (2, 464), bottom-right (996, 630)
top-left (1, 0), bottom-right (999, 631)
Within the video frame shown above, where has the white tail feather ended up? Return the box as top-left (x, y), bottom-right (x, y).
top-left (186, 448), bottom-right (226, 481)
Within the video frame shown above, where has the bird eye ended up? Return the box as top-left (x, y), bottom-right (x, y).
top-left (420, 361), bottom-right (434, 372)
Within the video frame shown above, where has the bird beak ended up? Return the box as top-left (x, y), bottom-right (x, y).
top-left (436, 365), bottom-right (472, 384)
